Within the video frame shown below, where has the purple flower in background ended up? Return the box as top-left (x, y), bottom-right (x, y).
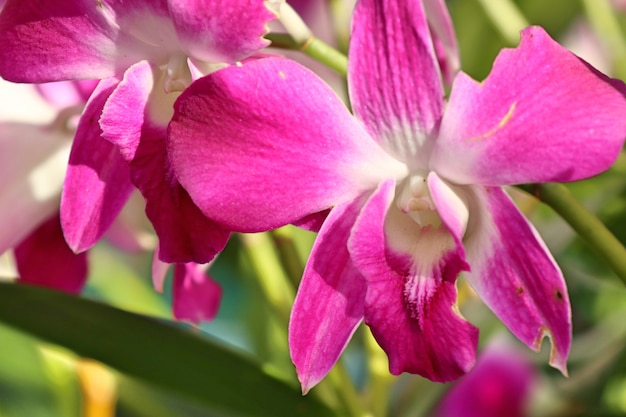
top-left (432, 342), bottom-right (537, 417)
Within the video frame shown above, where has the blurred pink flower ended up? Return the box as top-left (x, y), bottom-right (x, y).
top-left (432, 343), bottom-right (537, 417)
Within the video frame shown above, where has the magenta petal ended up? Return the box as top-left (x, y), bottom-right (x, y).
top-left (349, 180), bottom-right (477, 381)
top-left (289, 196), bottom-right (368, 394)
top-left (16, 214), bottom-right (88, 294)
top-left (464, 186), bottom-right (571, 374)
top-left (292, 210), bottom-right (330, 233)
top-left (169, 57), bottom-right (404, 232)
top-left (348, 0), bottom-right (444, 168)
top-left (173, 262), bottom-right (222, 324)
top-left (101, 61), bottom-right (231, 263)
top-left (0, 0), bottom-right (140, 82)
top-left (61, 77), bottom-right (134, 253)
top-left (169, 0), bottom-right (275, 63)
top-left (35, 80), bottom-right (99, 109)
top-left (432, 26), bottom-right (626, 186)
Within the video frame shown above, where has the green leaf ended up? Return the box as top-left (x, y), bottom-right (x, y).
top-left (0, 282), bottom-right (337, 417)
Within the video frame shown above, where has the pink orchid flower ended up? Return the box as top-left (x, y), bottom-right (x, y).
top-left (167, 0), bottom-right (626, 391)
top-left (0, 0), bottom-right (280, 265)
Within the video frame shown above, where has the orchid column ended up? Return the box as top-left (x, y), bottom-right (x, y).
top-left (167, 0), bottom-right (626, 392)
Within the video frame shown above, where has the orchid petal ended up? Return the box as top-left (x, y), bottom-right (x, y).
top-left (168, 0), bottom-right (275, 64)
top-left (100, 61), bottom-right (231, 263)
top-left (173, 262), bottom-right (222, 324)
top-left (169, 57), bottom-right (406, 232)
top-left (349, 180), bottom-right (477, 381)
top-left (61, 77), bottom-right (134, 253)
top-left (35, 80), bottom-right (99, 109)
top-left (292, 210), bottom-right (330, 233)
top-left (432, 26), bottom-right (626, 186)
top-left (463, 186), bottom-right (571, 374)
top-left (0, 123), bottom-right (70, 253)
top-left (153, 251), bottom-right (221, 323)
top-left (424, 0), bottom-right (460, 85)
top-left (0, 0), bottom-right (147, 81)
top-left (15, 214), bottom-right (88, 294)
top-left (290, 196), bottom-right (367, 394)
top-left (348, 0), bottom-right (444, 169)
top-left (0, 0), bottom-right (277, 83)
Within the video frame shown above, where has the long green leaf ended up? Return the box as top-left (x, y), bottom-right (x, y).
top-left (0, 282), bottom-right (337, 417)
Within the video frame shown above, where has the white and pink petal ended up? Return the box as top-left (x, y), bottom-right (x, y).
top-left (0, 0), bottom-right (147, 82)
top-left (348, 0), bottom-right (444, 169)
top-left (289, 196), bottom-right (368, 394)
top-left (462, 185), bottom-right (571, 374)
top-left (168, 57), bottom-right (406, 232)
top-left (61, 77), bottom-right (135, 253)
top-left (349, 180), bottom-right (477, 381)
top-left (0, 0), bottom-right (277, 84)
top-left (169, 0), bottom-right (276, 64)
top-left (0, 123), bottom-right (71, 253)
top-left (432, 26), bottom-right (626, 186)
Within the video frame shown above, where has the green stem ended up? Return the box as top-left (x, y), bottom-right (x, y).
top-left (324, 362), bottom-right (369, 417)
top-left (328, 0), bottom-right (351, 54)
top-left (270, 228), bottom-right (305, 289)
top-left (242, 232), bottom-right (366, 416)
top-left (239, 232), bottom-right (294, 324)
top-left (519, 183), bottom-right (626, 286)
top-left (267, 33), bottom-right (348, 77)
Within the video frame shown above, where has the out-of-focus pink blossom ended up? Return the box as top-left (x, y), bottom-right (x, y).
top-left (432, 343), bottom-right (537, 417)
